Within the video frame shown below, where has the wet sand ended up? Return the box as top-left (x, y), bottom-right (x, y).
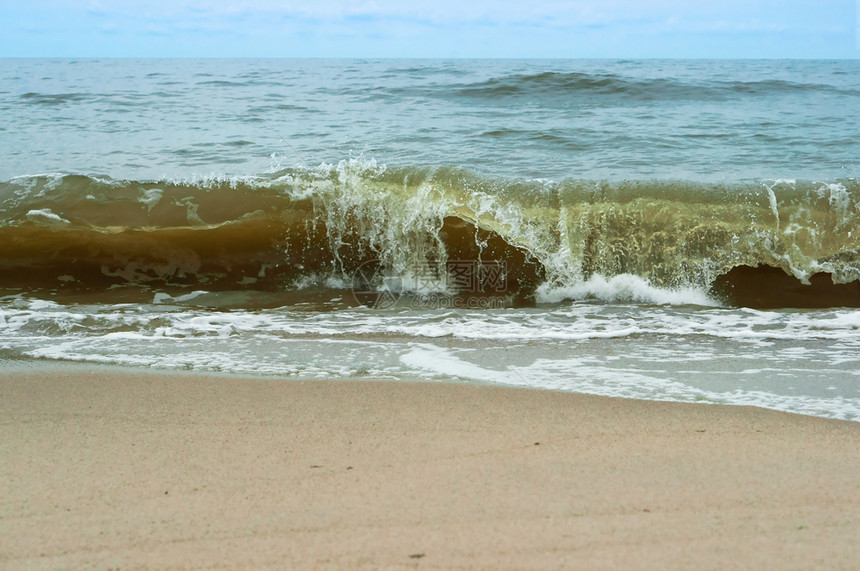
top-left (2, 366), bottom-right (858, 569)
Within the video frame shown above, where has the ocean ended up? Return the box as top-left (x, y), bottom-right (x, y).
top-left (1, 58), bottom-right (859, 421)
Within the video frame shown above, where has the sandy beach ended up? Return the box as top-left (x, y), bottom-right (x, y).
top-left (1, 365), bottom-right (858, 569)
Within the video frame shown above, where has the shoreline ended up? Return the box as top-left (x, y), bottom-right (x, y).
top-left (4, 358), bottom-right (857, 425)
top-left (2, 364), bottom-right (859, 569)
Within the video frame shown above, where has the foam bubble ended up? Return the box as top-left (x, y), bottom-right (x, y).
top-left (399, 344), bottom-right (515, 383)
top-left (26, 209), bottom-right (70, 225)
top-left (536, 274), bottom-right (720, 306)
top-left (139, 188), bottom-right (163, 213)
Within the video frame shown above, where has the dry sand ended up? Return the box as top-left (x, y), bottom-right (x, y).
top-left (1, 365), bottom-right (858, 569)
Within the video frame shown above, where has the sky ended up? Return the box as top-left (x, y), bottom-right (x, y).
top-left (1, 0), bottom-right (857, 58)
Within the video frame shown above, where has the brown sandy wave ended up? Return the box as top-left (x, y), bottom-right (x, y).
top-left (2, 169), bottom-right (859, 307)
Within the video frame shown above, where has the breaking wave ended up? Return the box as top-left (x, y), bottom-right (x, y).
top-left (1, 161), bottom-right (859, 308)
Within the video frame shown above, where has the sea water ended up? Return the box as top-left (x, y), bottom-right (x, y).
top-left (1, 59), bottom-right (859, 421)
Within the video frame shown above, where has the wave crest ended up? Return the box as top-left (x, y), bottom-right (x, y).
top-left (1, 164), bottom-right (859, 308)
